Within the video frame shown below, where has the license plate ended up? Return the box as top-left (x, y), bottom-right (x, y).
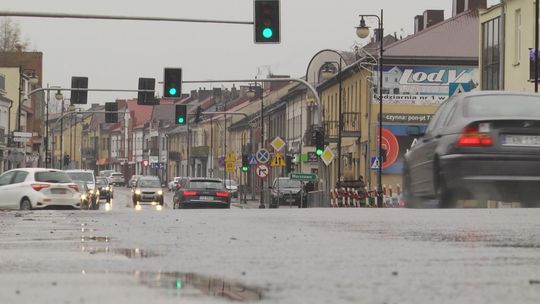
top-left (286, 199), bottom-right (296, 203)
top-left (503, 135), bottom-right (540, 146)
top-left (51, 189), bottom-right (66, 195)
top-left (199, 196), bottom-right (213, 201)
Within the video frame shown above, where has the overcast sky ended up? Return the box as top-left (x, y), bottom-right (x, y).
top-left (3, 0), bottom-right (500, 103)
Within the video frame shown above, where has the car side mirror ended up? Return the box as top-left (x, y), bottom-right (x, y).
top-left (407, 126), bottom-right (425, 137)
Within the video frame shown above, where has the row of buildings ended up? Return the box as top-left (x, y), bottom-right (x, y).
top-left (2, 0), bottom-right (539, 198)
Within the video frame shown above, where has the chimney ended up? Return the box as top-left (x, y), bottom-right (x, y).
top-left (453, 0), bottom-right (487, 16)
top-left (414, 15), bottom-right (424, 33)
top-left (190, 90), bottom-right (198, 99)
top-left (423, 10), bottom-right (444, 29)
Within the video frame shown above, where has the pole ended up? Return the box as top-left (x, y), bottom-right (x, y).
top-left (46, 84), bottom-right (50, 168)
top-left (60, 98), bottom-right (64, 169)
top-left (377, 10), bottom-right (384, 208)
top-left (534, 0), bottom-right (540, 93)
top-left (259, 81), bottom-right (266, 208)
top-left (337, 58), bottom-right (343, 189)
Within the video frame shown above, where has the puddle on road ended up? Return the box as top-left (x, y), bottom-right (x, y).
top-left (80, 236), bottom-right (110, 242)
top-left (83, 247), bottom-right (159, 258)
top-left (133, 271), bottom-right (264, 302)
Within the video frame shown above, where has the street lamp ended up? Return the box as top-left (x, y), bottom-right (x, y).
top-left (356, 10), bottom-right (384, 208)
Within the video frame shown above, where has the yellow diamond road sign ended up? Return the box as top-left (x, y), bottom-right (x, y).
top-left (226, 152), bottom-right (235, 162)
top-left (271, 152), bottom-right (286, 167)
top-left (270, 136), bottom-right (286, 151)
top-left (321, 147), bottom-right (335, 166)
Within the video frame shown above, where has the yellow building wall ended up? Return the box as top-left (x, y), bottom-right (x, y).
top-left (0, 68), bottom-right (21, 132)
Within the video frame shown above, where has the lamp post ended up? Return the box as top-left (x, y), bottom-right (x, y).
top-left (320, 60), bottom-right (343, 188)
top-left (356, 10), bottom-right (384, 207)
top-left (248, 82), bottom-right (266, 209)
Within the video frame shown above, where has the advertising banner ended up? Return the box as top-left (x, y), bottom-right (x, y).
top-left (373, 65), bottom-right (479, 105)
top-left (379, 125), bottom-right (427, 174)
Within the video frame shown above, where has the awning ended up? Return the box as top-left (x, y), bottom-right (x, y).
top-left (96, 158), bottom-right (109, 165)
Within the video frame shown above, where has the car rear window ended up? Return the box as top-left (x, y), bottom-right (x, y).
top-left (466, 95), bottom-right (540, 117)
top-left (35, 171), bottom-right (72, 183)
top-left (189, 180), bottom-right (225, 190)
top-left (111, 173), bottom-right (123, 177)
top-left (67, 172), bottom-right (94, 182)
top-left (96, 178), bottom-right (108, 185)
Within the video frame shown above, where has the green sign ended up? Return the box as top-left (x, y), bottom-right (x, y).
top-left (289, 173), bottom-right (318, 181)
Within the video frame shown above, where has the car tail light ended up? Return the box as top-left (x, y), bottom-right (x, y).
top-left (68, 184), bottom-right (80, 192)
top-left (457, 125), bottom-right (493, 147)
top-left (31, 184), bottom-right (50, 192)
top-left (183, 191), bottom-right (197, 196)
top-left (216, 192), bottom-right (230, 198)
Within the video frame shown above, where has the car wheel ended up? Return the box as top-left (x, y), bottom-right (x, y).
top-left (403, 165), bottom-right (422, 208)
top-left (434, 166), bottom-right (457, 208)
top-left (20, 198), bottom-right (32, 210)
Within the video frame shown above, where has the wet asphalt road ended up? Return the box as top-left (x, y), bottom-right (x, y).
top-left (1, 188), bottom-right (540, 304)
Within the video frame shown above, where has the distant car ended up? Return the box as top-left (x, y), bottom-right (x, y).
top-left (95, 177), bottom-right (112, 203)
top-left (132, 176), bottom-right (164, 207)
top-left (270, 177), bottom-right (305, 208)
top-left (173, 178), bottom-right (231, 209)
top-left (128, 175), bottom-right (142, 188)
top-left (73, 180), bottom-right (93, 210)
top-left (224, 179), bottom-right (239, 197)
top-left (0, 168), bottom-right (81, 210)
top-left (107, 172), bottom-right (125, 187)
top-left (99, 170), bottom-right (115, 178)
top-left (403, 91), bottom-right (540, 208)
top-left (65, 170), bottom-right (98, 209)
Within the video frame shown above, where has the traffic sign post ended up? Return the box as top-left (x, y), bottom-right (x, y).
top-left (271, 151), bottom-right (286, 167)
top-left (370, 157), bottom-right (381, 170)
top-left (256, 149), bottom-right (270, 164)
top-left (321, 147), bottom-right (335, 166)
top-left (226, 161), bottom-right (235, 173)
top-left (270, 136), bottom-right (286, 151)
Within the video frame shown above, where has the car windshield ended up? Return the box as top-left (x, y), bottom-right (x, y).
top-left (225, 179), bottom-right (238, 187)
top-left (67, 172), bottom-right (94, 182)
top-left (74, 181), bottom-right (88, 191)
top-left (138, 179), bottom-right (161, 188)
top-left (465, 95), bottom-right (540, 117)
top-left (189, 180), bottom-right (225, 190)
top-left (95, 178), bottom-right (108, 185)
top-left (35, 171), bottom-right (72, 183)
top-left (276, 179), bottom-right (302, 188)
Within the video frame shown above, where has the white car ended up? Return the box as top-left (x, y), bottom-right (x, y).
top-left (0, 168), bottom-right (82, 210)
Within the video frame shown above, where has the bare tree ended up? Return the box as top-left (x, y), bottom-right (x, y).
top-left (0, 17), bottom-right (29, 52)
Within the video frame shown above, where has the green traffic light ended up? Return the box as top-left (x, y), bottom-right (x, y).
top-left (262, 27), bottom-right (273, 39)
top-left (316, 149), bottom-right (323, 156)
top-left (168, 87), bottom-right (177, 96)
top-left (178, 117), bottom-right (185, 124)
top-left (242, 166), bottom-right (248, 172)
top-left (176, 279), bottom-right (182, 289)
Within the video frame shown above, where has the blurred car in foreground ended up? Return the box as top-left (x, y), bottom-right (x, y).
top-left (95, 177), bottom-right (113, 203)
top-left (403, 91), bottom-right (540, 208)
top-left (173, 178), bottom-right (231, 209)
top-left (0, 168), bottom-right (81, 210)
top-left (270, 177), bottom-right (305, 208)
top-left (132, 176), bottom-right (164, 207)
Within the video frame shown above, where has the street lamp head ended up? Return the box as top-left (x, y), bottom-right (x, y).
top-left (320, 63), bottom-right (336, 80)
top-left (28, 72), bottom-right (39, 85)
top-left (355, 17), bottom-right (371, 39)
top-left (246, 84), bottom-right (257, 99)
top-left (55, 90), bottom-right (63, 101)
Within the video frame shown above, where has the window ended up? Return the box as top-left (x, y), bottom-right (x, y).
top-left (481, 17), bottom-right (501, 90)
top-left (13, 171), bottom-right (29, 184)
top-left (0, 171), bottom-right (16, 186)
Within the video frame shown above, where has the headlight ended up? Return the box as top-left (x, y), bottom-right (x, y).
top-left (81, 194), bottom-right (87, 200)
top-left (96, 190), bottom-right (100, 196)
top-left (157, 190), bottom-right (163, 196)
top-left (135, 189), bottom-right (141, 195)
top-left (89, 189), bottom-right (95, 194)
top-left (105, 187), bottom-right (110, 191)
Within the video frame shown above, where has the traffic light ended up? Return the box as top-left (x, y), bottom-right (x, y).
top-left (63, 154), bottom-right (70, 166)
top-left (70, 76), bottom-right (88, 104)
top-left (164, 68), bottom-right (182, 98)
top-left (241, 154), bottom-right (249, 173)
top-left (314, 130), bottom-right (325, 156)
top-left (175, 104), bottom-right (187, 125)
top-left (254, 0), bottom-right (281, 43)
top-left (105, 102), bottom-right (118, 123)
top-left (138, 77), bottom-right (157, 105)
top-left (285, 155), bottom-right (294, 173)
top-left (194, 106), bottom-right (203, 123)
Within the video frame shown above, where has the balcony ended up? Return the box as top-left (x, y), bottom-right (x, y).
top-left (341, 112), bottom-right (361, 138)
top-left (323, 121), bottom-right (339, 142)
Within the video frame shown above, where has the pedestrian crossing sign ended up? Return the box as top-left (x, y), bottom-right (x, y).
top-left (370, 157), bottom-right (380, 170)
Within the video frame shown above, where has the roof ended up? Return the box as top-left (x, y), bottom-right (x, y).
top-left (384, 10), bottom-right (479, 60)
top-left (125, 99), bottom-right (153, 128)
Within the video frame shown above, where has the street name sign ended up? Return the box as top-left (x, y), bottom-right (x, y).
top-left (289, 173), bottom-right (318, 181)
top-left (13, 132), bottom-right (32, 138)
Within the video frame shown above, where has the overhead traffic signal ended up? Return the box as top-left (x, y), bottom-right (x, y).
top-left (70, 76), bottom-right (88, 104)
top-left (254, 0), bottom-right (281, 43)
top-left (138, 77), bottom-right (157, 105)
top-left (313, 129), bottom-right (325, 156)
top-left (194, 106), bottom-right (203, 123)
top-left (241, 154), bottom-right (249, 173)
top-left (105, 102), bottom-right (118, 123)
top-left (175, 104), bottom-right (187, 125)
top-left (164, 68), bottom-right (182, 98)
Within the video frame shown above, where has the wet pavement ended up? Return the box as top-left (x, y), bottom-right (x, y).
top-left (0, 188), bottom-right (540, 303)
